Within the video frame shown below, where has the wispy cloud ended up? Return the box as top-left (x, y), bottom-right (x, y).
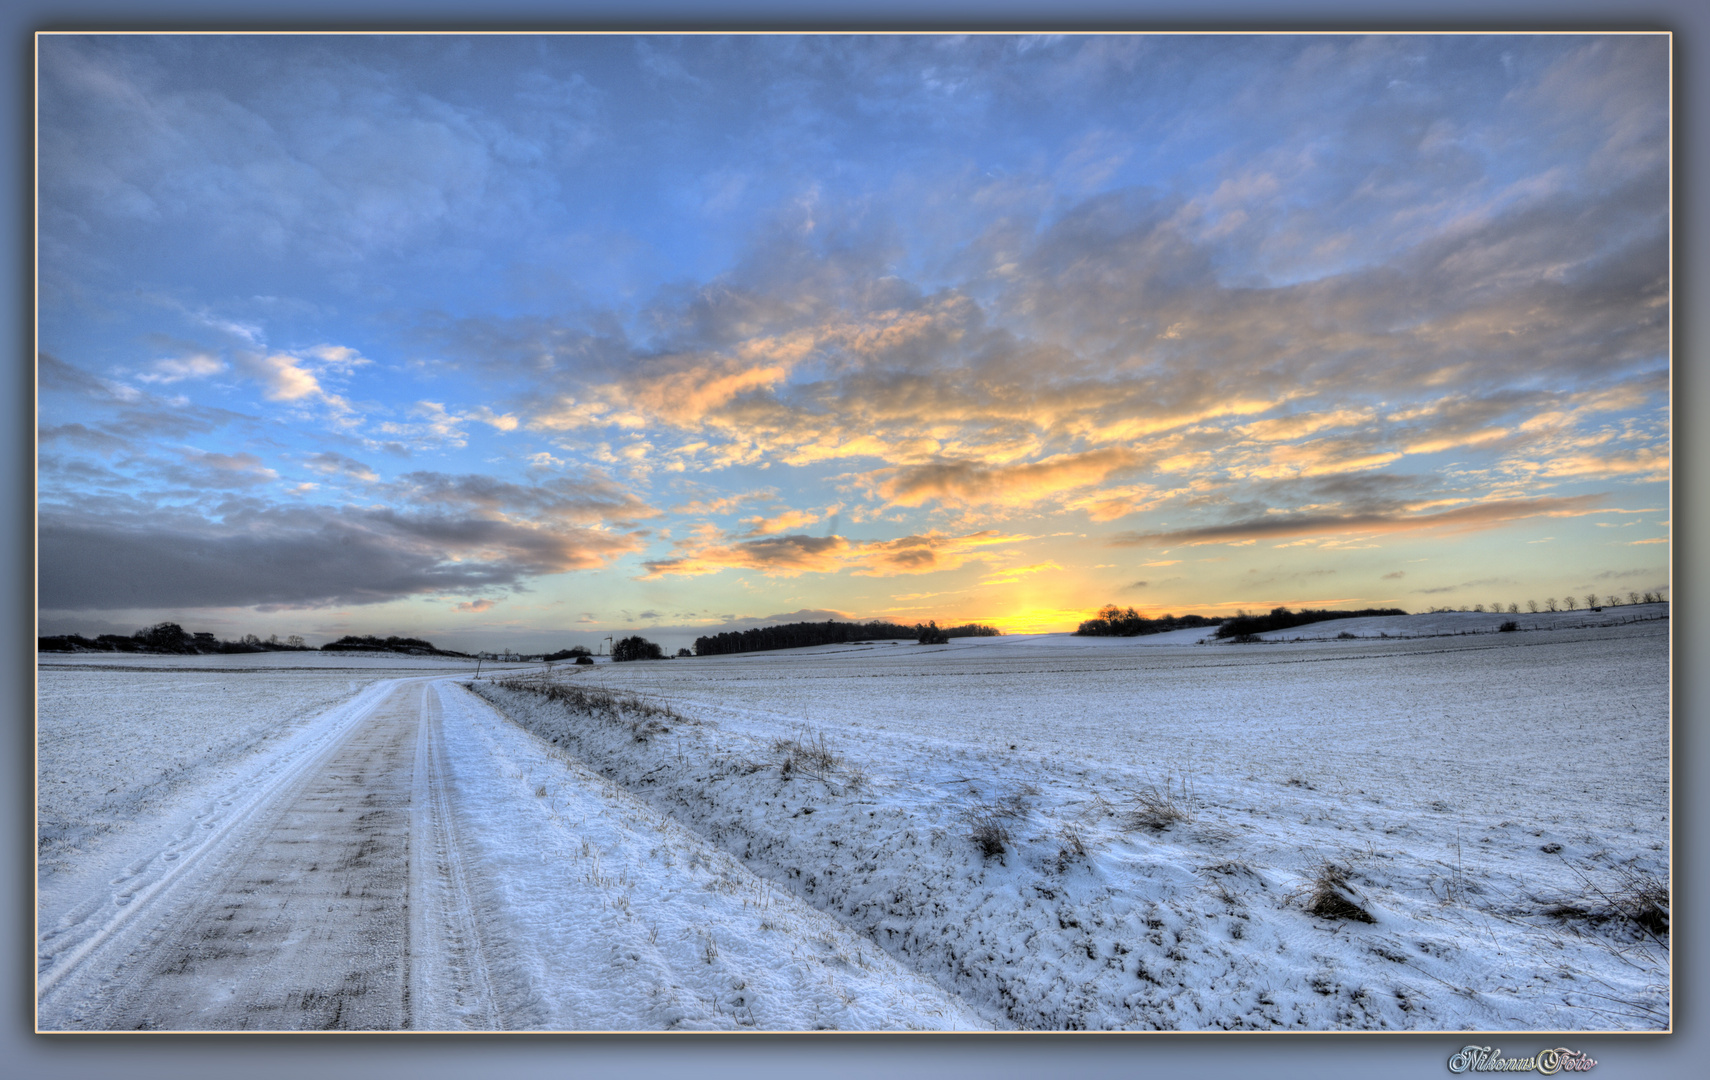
top-left (1110, 496), bottom-right (1603, 547)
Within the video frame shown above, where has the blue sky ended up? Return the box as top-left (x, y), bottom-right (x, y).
top-left (36, 33), bottom-right (1670, 651)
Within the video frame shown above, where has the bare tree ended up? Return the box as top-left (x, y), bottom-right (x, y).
top-left (1474, 604), bottom-right (1485, 613)
top-left (1629, 591), bottom-right (1640, 605)
top-left (1563, 595), bottom-right (1576, 611)
top-left (1508, 602), bottom-right (1519, 614)
top-left (1585, 593), bottom-right (1599, 610)
top-left (1527, 599), bottom-right (1539, 613)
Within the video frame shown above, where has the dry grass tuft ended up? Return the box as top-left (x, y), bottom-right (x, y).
top-left (969, 815), bottom-right (1011, 858)
top-left (966, 789), bottom-right (1032, 858)
top-left (772, 729), bottom-right (842, 782)
top-left (1542, 861), bottom-right (1669, 939)
top-left (1305, 860), bottom-right (1376, 923)
top-left (1122, 777), bottom-right (1196, 832)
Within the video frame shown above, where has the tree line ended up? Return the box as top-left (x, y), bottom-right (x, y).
top-left (1074, 605), bottom-right (1224, 637)
top-left (693, 618), bottom-right (999, 656)
top-left (1214, 606), bottom-right (1408, 639)
top-left (321, 634), bottom-right (472, 658)
top-left (38, 622), bottom-right (312, 655)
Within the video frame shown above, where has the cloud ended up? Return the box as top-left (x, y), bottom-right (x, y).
top-left (38, 504), bottom-right (646, 611)
top-left (136, 352), bottom-right (225, 384)
top-left (388, 470), bottom-right (659, 526)
top-left (454, 598), bottom-right (498, 613)
top-left (878, 448), bottom-right (1145, 510)
top-left (243, 352), bottom-right (330, 403)
top-left (639, 529), bottom-right (1021, 579)
top-left (1108, 495), bottom-right (1603, 547)
top-left (38, 37), bottom-right (528, 263)
top-left (1382, 570), bottom-right (1405, 579)
top-left (739, 509), bottom-right (822, 536)
top-left (164, 449), bottom-right (278, 489)
top-left (305, 452), bottom-right (380, 482)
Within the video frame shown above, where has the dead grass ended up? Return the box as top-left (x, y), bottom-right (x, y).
top-left (966, 789), bottom-right (1031, 859)
top-left (1541, 860), bottom-right (1669, 940)
top-left (969, 815), bottom-right (1011, 858)
top-left (1122, 777), bottom-right (1196, 832)
top-left (1304, 860), bottom-right (1376, 923)
top-left (491, 675), bottom-right (693, 743)
top-left (772, 728), bottom-right (842, 782)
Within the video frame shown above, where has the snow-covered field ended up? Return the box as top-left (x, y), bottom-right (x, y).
top-left (475, 611), bottom-right (1669, 1030)
top-left (36, 611), bottom-right (1669, 1031)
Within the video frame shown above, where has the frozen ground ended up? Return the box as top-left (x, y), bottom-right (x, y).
top-left (36, 664), bottom-right (982, 1031)
top-left (37, 653), bottom-right (503, 879)
top-left (476, 611), bottom-right (1669, 1030)
top-left (38, 612), bottom-right (1668, 1030)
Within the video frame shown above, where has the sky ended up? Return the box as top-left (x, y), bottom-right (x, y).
top-left (35, 32), bottom-right (1670, 652)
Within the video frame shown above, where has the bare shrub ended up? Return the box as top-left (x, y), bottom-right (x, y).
top-left (1122, 777), bottom-right (1196, 832)
top-left (1305, 861), bottom-right (1376, 923)
top-left (1499, 620), bottom-right (1519, 632)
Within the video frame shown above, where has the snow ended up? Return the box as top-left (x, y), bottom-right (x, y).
top-left (36, 653), bottom-right (527, 880)
top-left (432, 681), bottom-right (989, 1030)
top-left (471, 615), bottom-right (1669, 1030)
top-left (37, 619), bottom-right (1668, 1030)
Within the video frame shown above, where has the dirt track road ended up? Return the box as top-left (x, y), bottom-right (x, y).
top-left (37, 681), bottom-right (502, 1031)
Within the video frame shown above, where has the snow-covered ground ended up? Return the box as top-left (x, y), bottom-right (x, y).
top-left (433, 681), bottom-right (987, 1030)
top-left (473, 612), bottom-right (1669, 1030)
top-left (36, 653), bottom-right (508, 879)
top-left (36, 663), bottom-right (983, 1031)
top-left (37, 613), bottom-right (1668, 1030)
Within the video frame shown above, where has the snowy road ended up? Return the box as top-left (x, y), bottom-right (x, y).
top-left (38, 675), bottom-right (986, 1032)
top-left (37, 679), bottom-right (502, 1031)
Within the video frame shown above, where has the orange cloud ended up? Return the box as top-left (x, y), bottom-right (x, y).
top-left (740, 508), bottom-right (823, 536)
top-left (639, 529), bottom-right (1022, 580)
top-left (878, 447), bottom-right (1145, 509)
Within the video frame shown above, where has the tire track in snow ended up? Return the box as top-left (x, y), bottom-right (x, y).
top-left (36, 678), bottom-right (401, 1013)
top-left (38, 679), bottom-right (502, 1031)
top-left (408, 684), bottom-right (504, 1030)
